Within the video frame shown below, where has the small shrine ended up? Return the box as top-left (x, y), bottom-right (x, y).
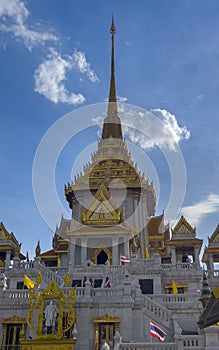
top-left (167, 216), bottom-right (202, 266)
top-left (20, 274), bottom-right (77, 350)
top-left (202, 224), bottom-right (219, 271)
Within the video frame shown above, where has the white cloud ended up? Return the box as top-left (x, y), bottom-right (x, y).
top-left (34, 49), bottom-right (98, 105)
top-left (72, 50), bottom-right (99, 82)
top-left (92, 106), bottom-right (190, 152)
top-left (121, 107), bottom-right (190, 152)
top-left (34, 49), bottom-right (85, 105)
top-left (117, 96), bottom-right (128, 103)
top-left (0, 0), bottom-right (57, 50)
top-left (181, 194), bottom-right (219, 226)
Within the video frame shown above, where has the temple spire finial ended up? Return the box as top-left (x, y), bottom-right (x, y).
top-left (110, 16), bottom-right (116, 35)
top-left (102, 18), bottom-right (123, 139)
top-left (109, 16), bottom-right (116, 103)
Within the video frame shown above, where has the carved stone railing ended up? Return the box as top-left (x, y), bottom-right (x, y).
top-left (161, 263), bottom-right (200, 271)
top-left (175, 334), bottom-right (204, 350)
top-left (90, 287), bottom-right (124, 300)
top-left (182, 335), bottom-right (203, 349)
top-left (47, 266), bottom-right (68, 276)
top-left (147, 294), bottom-right (200, 306)
top-left (140, 294), bottom-right (171, 328)
top-left (108, 265), bottom-right (126, 286)
top-left (0, 289), bottom-right (30, 310)
top-left (120, 343), bottom-right (177, 350)
top-left (17, 261), bottom-right (35, 269)
top-left (38, 263), bottom-right (64, 287)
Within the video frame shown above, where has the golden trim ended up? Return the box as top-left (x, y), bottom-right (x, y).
top-left (81, 183), bottom-right (122, 225)
top-left (20, 338), bottom-right (76, 350)
top-left (93, 314), bottom-right (120, 324)
top-left (167, 239), bottom-right (202, 245)
top-left (2, 315), bottom-right (26, 324)
top-left (93, 314), bottom-right (120, 350)
top-left (93, 245), bottom-right (112, 264)
top-left (172, 216), bottom-right (195, 235)
top-left (26, 279), bottom-right (76, 340)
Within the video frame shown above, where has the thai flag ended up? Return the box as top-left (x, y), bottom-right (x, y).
top-left (150, 321), bottom-right (167, 342)
top-left (120, 255), bottom-right (130, 264)
top-left (104, 275), bottom-right (111, 288)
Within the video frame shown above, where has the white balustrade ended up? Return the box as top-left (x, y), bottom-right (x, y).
top-left (182, 335), bottom-right (203, 349)
top-left (38, 263), bottom-right (63, 286)
top-left (120, 343), bottom-right (177, 350)
top-left (140, 294), bottom-right (171, 327)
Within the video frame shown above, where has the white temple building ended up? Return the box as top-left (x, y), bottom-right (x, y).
top-left (0, 19), bottom-right (219, 350)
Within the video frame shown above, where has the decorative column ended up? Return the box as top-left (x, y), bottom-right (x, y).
top-left (112, 237), bottom-right (118, 265)
top-left (34, 240), bottom-right (41, 268)
top-left (81, 238), bottom-right (87, 263)
top-left (68, 240), bottom-right (76, 273)
top-left (194, 246), bottom-right (200, 266)
top-left (13, 244), bottom-right (21, 268)
top-left (142, 194), bottom-right (148, 257)
top-left (138, 196), bottom-right (144, 259)
top-left (171, 246), bottom-right (176, 265)
top-left (5, 250), bottom-right (11, 269)
top-left (133, 193), bottom-right (139, 230)
top-left (208, 254), bottom-right (214, 272)
top-left (124, 240), bottom-right (129, 257)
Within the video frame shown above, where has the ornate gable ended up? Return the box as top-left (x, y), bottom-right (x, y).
top-left (209, 224), bottom-right (219, 244)
top-left (0, 222), bottom-right (14, 241)
top-left (0, 222), bottom-right (21, 247)
top-left (172, 216), bottom-right (196, 235)
top-left (81, 184), bottom-right (123, 225)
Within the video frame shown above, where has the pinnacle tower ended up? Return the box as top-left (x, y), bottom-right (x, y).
top-left (102, 17), bottom-right (123, 139)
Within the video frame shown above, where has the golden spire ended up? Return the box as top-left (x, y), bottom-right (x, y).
top-left (102, 17), bottom-right (123, 139)
top-left (109, 16), bottom-right (116, 103)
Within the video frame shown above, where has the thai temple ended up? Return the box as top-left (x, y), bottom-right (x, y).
top-left (0, 19), bottom-right (219, 350)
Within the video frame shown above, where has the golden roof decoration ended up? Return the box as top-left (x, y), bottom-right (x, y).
top-left (35, 272), bottom-right (42, 287)
top-left (82, 183), bottom-right (123, 225)
top-left (64, 19), bottom-right (156, 217)
top-left (208, 224), bottom-right (219, 244)
top-left (0, 222), bottom-right (19, 244)
top-left (172, 215), bottom-right (196, 235)
top-left (35, 240), bottom-right (41, 257)
top-left (64, 272), bottom-right (71, 286)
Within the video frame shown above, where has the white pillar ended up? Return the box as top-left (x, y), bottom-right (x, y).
top-left (171, 246), bottom-right (176, 265)
top-left (112, 237), bottom-right (118, 265)
top-left (133, 195), bottom-right (139, 230)
top-left (5, 251), bottom-right (11, 268)
top-left (208, 255), bottom-right (214, 271)
top-left (68, 240), bottom-right (76, 272)
top-left (138, 196), bottom-right (144, 258)
top-left (124, 240), bottom-right (129, 257)
top-left (142, 195), bottom-right (148, 255)
top-left (194, 246), bottom-right (200, 266)
top-left (81, 238), bottom-right (87, 263)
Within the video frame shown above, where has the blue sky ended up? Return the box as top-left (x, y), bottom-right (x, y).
top-left (0, 0), bottom-right (219, 259)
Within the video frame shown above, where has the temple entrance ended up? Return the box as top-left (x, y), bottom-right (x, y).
top-left (98, 323), bottom-right (114, 349)
top-left (93, 315), bottom-right (120, 350)
top-left (93, 245), bottom-right (112, 265)
top-left (97, 250), bottom-right (108, 265)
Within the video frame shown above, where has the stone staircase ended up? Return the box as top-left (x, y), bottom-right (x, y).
top-left (140, 294), bottom-right (172, 329)
top-left (38, 263), bottom-right (64, 287)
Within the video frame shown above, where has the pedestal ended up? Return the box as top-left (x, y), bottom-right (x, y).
top-left (20, 338), bottom-right (76, 350)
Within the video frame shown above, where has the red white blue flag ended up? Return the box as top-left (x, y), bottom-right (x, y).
top-left (120, 255), bottom-right (130, 264)
top-left (150, 321), bottom-right (167, 342)
top-left (104, 275), bottom-right (111, 288)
